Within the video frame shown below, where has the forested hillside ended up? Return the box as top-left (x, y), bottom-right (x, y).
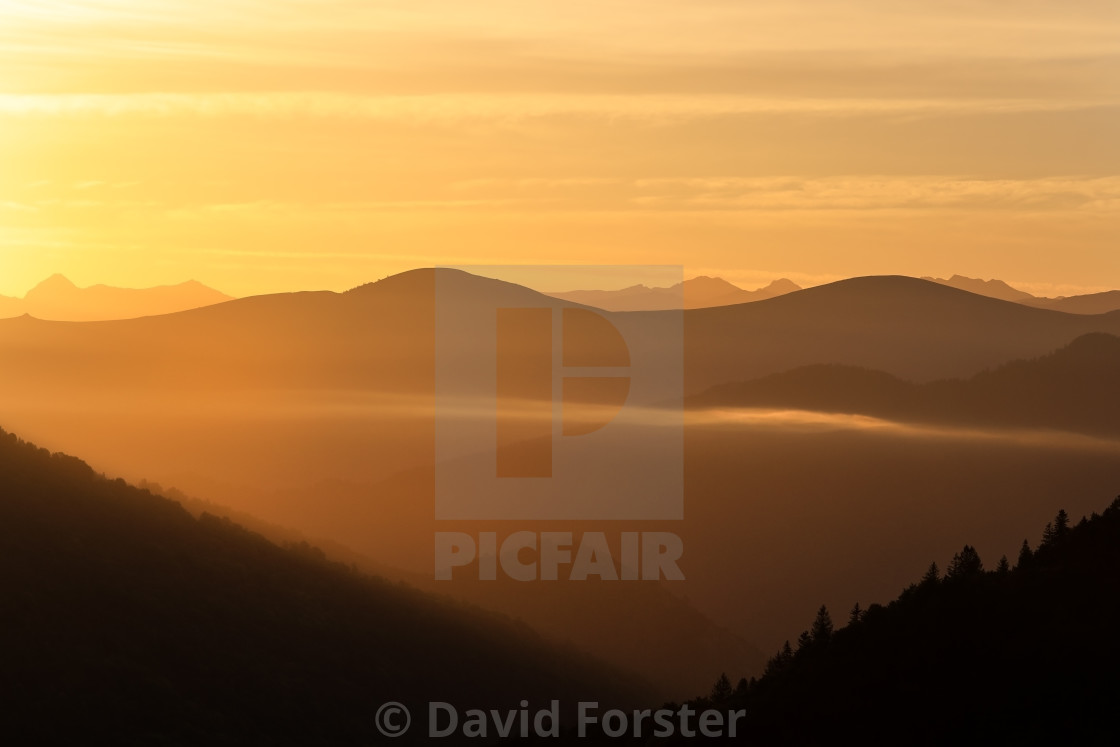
top-left (0, 428), bottom-right (643, 744)
top-left (682, 495), bottom-right (1120, 744)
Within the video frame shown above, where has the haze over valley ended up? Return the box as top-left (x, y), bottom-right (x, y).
top-left (4, 268), bottom-right (1119, 697)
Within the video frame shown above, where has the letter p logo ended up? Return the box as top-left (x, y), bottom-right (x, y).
top-left (435, 266), bottom-right (683, 521)
top-left (496, 308), bottom-right (632, 477)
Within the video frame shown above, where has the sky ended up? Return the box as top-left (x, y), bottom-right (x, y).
top-left (1, 0), bottom-right (1118, 298)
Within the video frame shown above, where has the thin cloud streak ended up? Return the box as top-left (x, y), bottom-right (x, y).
top-left (7, 177), bottom-right (1117, 217)
top-left (0, 92), bottom-right (1112, 122)
top-left (689, 408), bottom-right (1120, 454)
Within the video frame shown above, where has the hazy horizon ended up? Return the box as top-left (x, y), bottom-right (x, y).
top-left (3, 267), bottom-right (1118, 302)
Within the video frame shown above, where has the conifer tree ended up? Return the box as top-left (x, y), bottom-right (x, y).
top-left (811, 605), bottom-right (834, 643)
top-left (763, 653), bottom-right (784, 677)
top-left (946, 545), bottom-right (983, 579)
top-left (735, 678), bottom-right (749, 697)
top-left (1054, 509), bottom-right (1070, 538)
top-left (711, 673), bottom-right (733, 701)
top-left (849, 602), bottom-right (862, 625)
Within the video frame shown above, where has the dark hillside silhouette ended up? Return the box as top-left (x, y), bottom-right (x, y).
top-left (0, 427), bottom-right (645, 744)
top-left (682, 275), bottom-right (1120, 390)
top-left (680, 496), bottom-right (1120, 745)
top-left (148, 476), bottom-right (765, 700)
top-left (689, 332), bottom-right (1120, 438)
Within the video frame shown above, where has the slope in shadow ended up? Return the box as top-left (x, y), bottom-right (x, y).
top-left (678, 497), bottom-right (1120, 745)
top-left (0, 427), bottom-right (646, 744)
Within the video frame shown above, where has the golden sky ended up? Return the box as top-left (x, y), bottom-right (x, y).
top-left (1, 1), bottom-right (1118, 298)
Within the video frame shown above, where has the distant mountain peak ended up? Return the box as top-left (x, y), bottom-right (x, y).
top-left (29, 273), bottom-right (78, 293)
top-left (344, 267), bottom-right (559, 309)
top-left (4, 275), bottom-right (233, 321)
top-left (764, 278), bottom-right (801, 292)
top-left (547, 274), bottom-right (801, 311)
top-left (922, 274), bottom-right (1034, 303)
top-left (687, 275), bottom-right (733, 285)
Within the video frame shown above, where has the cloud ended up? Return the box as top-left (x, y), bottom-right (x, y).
top-left (11, 176), bottom-right (1117, 219)
top-left (4, 1), bottom-right (1118, 62)
top-left (688, 408), bottom-right (1120, 453)
top-left (0, 92), bottom-right (1113, 123)
top-left (442, 175), bottom-right (1120, 213)
top-left (626, 176), bottom-right (1120, 212)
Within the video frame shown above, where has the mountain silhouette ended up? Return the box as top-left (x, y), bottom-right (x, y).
top-left (4, 269), bottom-right (1120, 688)
top-left (683, 275), bottom-right (1120, 390)
top-left (921, 274), bottom-right (1120, 315)
top-left (688, 332), bottom-right (1120, 437)
top-left (549, 276), bottom-right (801, 310)
top-left (0, 274), bottom-right (233, 321)
top-left (1022, 289), bottom-right (1120, 315)
top-left (682, 497), bottom-right (1120, 745)
top-left (271, 466), bottom-right (766, 699)
top-left (0, 427), bottom-right (646, 743)
top-left (921, 273), bottom-right (1035, 302)
top-left (4, 270), bottom-right (1119, 397)
top-left (151, 473), bottom-right (765, 700)
top-left (0, 269), bottom-right (759, 698)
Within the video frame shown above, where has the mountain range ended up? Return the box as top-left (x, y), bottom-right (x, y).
top-left (922, 274), bottom-right (1035, 302)
top-left (3, 271), bottom-right (1115, 322)
top-left (682, 275), bottom-right (1120, 389)
top-left (3, 270), bottom-right (1119, 397)
top-left (4, 269), bottom-right (1120, 691)
top-left (548, 276), bottom-right (801, 310)
top-left (549, 273), bottom-right (1120, 315)
top-left (925, 274), bottom-right (1120, 314)
top-left (0, 274), bottom-right (233, 321)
